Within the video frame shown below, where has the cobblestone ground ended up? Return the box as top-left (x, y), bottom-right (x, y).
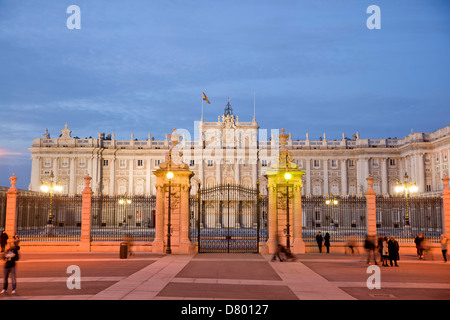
top-left (0, 251), bottom-right (448, 305)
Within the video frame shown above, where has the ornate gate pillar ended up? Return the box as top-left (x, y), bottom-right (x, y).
top-left (152, 129), bottom-right (195, 254)
top-left (263, 129), bottom-right (306, 254)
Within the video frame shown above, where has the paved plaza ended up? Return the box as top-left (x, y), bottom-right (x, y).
top-left (0, 250), bottom-right (448, 303)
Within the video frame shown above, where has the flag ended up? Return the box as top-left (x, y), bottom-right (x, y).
top-left (202, 92), bottom-right (210, 104)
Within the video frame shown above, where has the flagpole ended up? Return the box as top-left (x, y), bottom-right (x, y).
top-left (201, 93), bottom-right (204, 121)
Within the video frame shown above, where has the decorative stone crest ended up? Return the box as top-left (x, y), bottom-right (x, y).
top-left (59, 123), bottom-right (72, 140)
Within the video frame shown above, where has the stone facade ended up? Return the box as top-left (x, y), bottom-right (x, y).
top-left (28, 108), bottom-right (450, 197)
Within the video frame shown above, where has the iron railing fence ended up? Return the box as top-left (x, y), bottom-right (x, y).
top-left (376, 195), bottom-right (443, 243)
top-left (191, 184), bottom-right (266, 253)
top-left (91, 195), bottom-right (156, 241)
top-left (302, 195), bottom-right (367, 242)
top-left (0, 192), bottom-right (6, 229)
top-left (16, 193), bottom-right (82, 241)
top-left (189, 193), bottom-right (268, 244)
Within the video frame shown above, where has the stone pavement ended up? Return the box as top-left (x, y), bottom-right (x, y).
top-left (0, 251), bottom-right (449, 302)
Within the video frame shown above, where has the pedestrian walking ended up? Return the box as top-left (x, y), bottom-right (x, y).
top-left (324, 232), bottom-right (331, 254)
top-left (1, 240), bottom-right (19, 294)
top-left (381, 236), bottom-right (389, 267)
top-left (0, 231), bottom-right (8, 253)
top-left (415, 232), bottom-right (425, 259)
top-left (440, 234), bottom-right (448, 263)
top-left (365, 235), bottom-right (377, 265)
top-left (271, 243), bottom-right (284, 262)
top-left (316, 232), bottom-right (323, 253)
top-left (345, 235), bottom-right (359, 256)
top-left (388, 235), bottom-right (400, 267)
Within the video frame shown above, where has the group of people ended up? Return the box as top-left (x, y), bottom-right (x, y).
top-left (314, 231), bottom-right (448, 265)
top-left (368, 235), bottom-right (400, 267)
top-left (1, 230), bottom-right (20, 295)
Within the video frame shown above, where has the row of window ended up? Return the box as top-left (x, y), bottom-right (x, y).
top-left (43, 157), bottom-right (399, 169)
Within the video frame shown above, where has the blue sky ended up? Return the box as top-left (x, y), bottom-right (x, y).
top-left (0, 0), bottom-right (449, 189)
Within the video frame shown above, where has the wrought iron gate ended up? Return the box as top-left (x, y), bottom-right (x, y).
top-left (193, 184), bottom-right (263, 253)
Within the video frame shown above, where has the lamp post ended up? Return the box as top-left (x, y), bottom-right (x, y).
top-left (284, 170), bottom-right (292, 254)
top-left (166, 170), bottom-right (174, 254)
top-left (395, 172), bottom-right (418, 227)
top-left (40, 171), bottom-right (63, 225)
top-left (118, 196), bottom-right (132, 227)
top-left (325, 197), bottom-right (339, 227)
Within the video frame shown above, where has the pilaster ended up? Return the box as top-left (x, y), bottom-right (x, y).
top-left (80, 174), bottom-right (93, 251)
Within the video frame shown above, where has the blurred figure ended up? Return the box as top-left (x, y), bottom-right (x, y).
top-left (377, 236), bottom-right (384, 262)
top-left (380, 236), bottom-right (389, 267)
top-left (324, 232), bottom-right (331, 254)
top-left (415, 232), bottom-right (425, 259)
top-left (316, 232), bottom-right (323, 253)
top-left (1, 240), bottom-right (19, 295)
top-left (271, 243), bottom-right (284, 262)
top-left (124, 235), bottom-right (133, 257)
top-left (12, 234), bottom-right (20, 251)
top-left (0, 231), bottom-right (8, 253)
top-left (345, 235), bottom-right (359, 256)
top-left (364, 235), bottom-right (377, 265)
top-left (440, 234), bottom-right (448, 263)
top-left (388, 235), bottom-right (400, 267)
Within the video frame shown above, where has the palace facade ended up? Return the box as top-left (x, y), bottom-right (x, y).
top-left (28, 104), bottom-right (450, 197)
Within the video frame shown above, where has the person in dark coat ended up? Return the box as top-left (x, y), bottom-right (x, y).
top-left (365, 235), bottom-right (377, 265)
top-left (415, 233), bottom-right (425, 259)
top-left (324, 232), bottom-right (331, 254)
top-left (388, 235), bottom-right (400, 267)
top-left (1, 240), bottom-right (19, 294)
top-left (0, 231), bottom-right (8, 253)
top-left (316, 232), bottom-right (323, 253)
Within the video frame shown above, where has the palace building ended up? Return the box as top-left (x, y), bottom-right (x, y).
top-left (28, 102), bottom-right (450, 197)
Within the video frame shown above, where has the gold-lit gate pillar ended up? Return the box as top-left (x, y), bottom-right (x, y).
top-left (263, 129), bottom-right (306, 255)
top-left (152, 129), bottom-right (194, 254)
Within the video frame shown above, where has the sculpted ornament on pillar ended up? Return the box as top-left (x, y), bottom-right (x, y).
top-left (160, 128), bottom-right (188, 170)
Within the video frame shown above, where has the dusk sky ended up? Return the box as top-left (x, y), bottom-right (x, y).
top-left (1, 0), bottom-right (449, 189)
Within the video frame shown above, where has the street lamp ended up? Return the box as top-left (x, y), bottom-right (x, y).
top-left (395, 172), bottom-right (418, 227)
top-left (118, 196), bottom-right (132, 226)
top-left (40, 171), bottom-right (63, 225)
top-left (325, 197), bottom-right (339, 227)
top-left (166, 170), bottom-right (174, 254)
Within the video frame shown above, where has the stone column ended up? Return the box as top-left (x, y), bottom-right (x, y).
top-left (30, 156), bottom-right (40, 191)
top-left (442, 175), bottom-right (450, 238)
top-left (323, 158), bottom-right (329, 195)
top-left (292, 183), bottom-right (305, 253)
top-left (110, 156), bottom-right (116, 195)
top-left (381, 158), bottom-right (388, 195)
top-left (128, 159), bottom-right (134, 195)
top-left (80, 174), bottom-right (93, 252)
top-left (153, 167), bottom-right (194, 254)
top-left (365, 175), bottom-right (377, 237)
top-left (152, 183), bottom-right (165, 253)
top-left (306, 159), bottom-right (311, 195)
top-left (179, 183), bottom-right (194, 254)
top-left (69, 157), bottom-right (76, 195)
top-left (264, 183), bottom-right (278, 254)
top-left (418, 153), bottom-right (425, 193)
top-left (264, 166), bottom-right (305, 254)
top-left (5, 174), bottom-right (19, 238)
top-left (341, 159), bottom-right (348, 195)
